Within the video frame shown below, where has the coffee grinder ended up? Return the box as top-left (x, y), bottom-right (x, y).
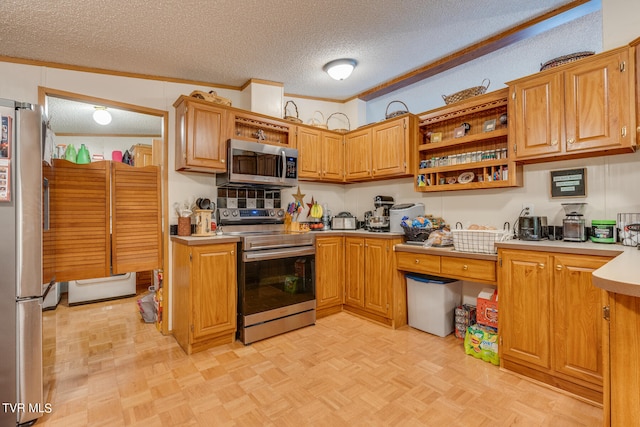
top-left (562, 202), bottom-right (587, 241)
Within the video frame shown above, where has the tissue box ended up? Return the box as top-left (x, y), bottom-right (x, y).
top-left (477, 288), bottom-right (498, 327)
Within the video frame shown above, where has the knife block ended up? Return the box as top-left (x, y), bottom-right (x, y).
top-left (193, 209), bottom-right (214, 236)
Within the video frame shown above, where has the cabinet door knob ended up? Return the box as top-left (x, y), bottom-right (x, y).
top-left (538, 263), bottom-right (545, 269)
top-left (567, 138), bottom-right (575, 144)
top-left (556, 264), bottom-right (562, 271)
top-left (551, 140), bottom-right (558, 146)
top-left (462, 265), bottom-right (468, 270)
top-left (415, 259), bottom-right (420, 264)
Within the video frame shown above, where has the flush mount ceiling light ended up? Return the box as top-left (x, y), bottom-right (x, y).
top-left (93, 106), bottom-right (112, 125)
top-left (323, 58), bottom-right (357, 81)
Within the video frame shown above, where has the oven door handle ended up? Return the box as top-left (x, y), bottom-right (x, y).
top-left (243, 246), bottom-right (315, 262)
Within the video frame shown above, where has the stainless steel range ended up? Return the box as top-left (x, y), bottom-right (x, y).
top-left (217, 206), bottom-right (316, 345)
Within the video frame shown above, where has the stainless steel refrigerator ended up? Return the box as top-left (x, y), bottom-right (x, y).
top-left (0, 98), bottom-right (53, 426)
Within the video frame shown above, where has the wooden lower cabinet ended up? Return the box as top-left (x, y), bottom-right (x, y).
top-left (607, 292), bottom-right (640, 426)
top-left (172, 242), bottom-right (237, 354)
top-left (498, 249), bottom-right (611, 403)
top-left (315, 236), bottom-right (344, 318)
top-left (344, 236), bottom-right (406, 328)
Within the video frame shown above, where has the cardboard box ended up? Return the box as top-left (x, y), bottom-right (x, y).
top-left (477, 288), bottom-right (498, 327)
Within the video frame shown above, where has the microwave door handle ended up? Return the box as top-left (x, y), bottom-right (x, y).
top-left (280, 150), bottom-right (286, 182)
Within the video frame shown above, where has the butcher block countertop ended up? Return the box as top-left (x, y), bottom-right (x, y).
top-left (495, 240), bottom-right (640, 297)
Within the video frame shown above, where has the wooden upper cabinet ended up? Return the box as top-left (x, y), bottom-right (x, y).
top-left (344, 115), bottom-right (416, 182)
top-left (51, 160), bottom-right (111, 281)
top-left (111, 162), bottom-right (162, 274)
top-left (564, 50), bottom-right (631, 152)
top-left (344, 128), bottom-right (372, 181)
top-left (509, 46), bottom-right (635, 162)
top-left (174, 96), bottom-right (229, 173)
top-left (510, 72), bottom-right (564, 158)
top-left (321, 132), bottom-right (344, 182)
top-left (371, 116), bottom-right (412, 177)
top-left (297, 126), bottom-right (323, 179)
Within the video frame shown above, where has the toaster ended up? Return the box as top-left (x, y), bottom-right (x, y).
top-left (332, 212), bottom-right (357, 230)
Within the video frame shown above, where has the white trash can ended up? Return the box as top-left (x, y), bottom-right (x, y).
top-left (406, 274), bottom-right (462, 337)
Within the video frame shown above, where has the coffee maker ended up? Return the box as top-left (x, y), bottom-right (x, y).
top-left (562, 202), bottom-right (588, 241)
top-left (366, 195), bottom-right (394, 232)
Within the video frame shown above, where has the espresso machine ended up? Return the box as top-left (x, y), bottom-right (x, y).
top-left (366, 195), bottom-right (394, 232)
top-left (562, 202), bottom-right (588, 241)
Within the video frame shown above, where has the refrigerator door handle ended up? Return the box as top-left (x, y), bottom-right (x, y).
top-left (43, 177), bottom-right (50, 231)
top-left (42, 279), bottom-right (55, 301)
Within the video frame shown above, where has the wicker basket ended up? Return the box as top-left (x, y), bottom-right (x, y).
top-left (451, 229), bottom-right (511, 254)
top-left (283, 100), bottom-right (303, 123)
top-left (189, 90), bottom-right (232, 106)
top-left (385, 101), bottom-right (409, 119)
top-left (309, 111), bottom-right (328, 129)
top-left (326, 112), bottom-right (351, 133)
top-left (442, 79), bottom-right (490, 105)
top-left (540, 51), bottom-right (595, 71)
top-left (401, 224), bottom-right (432, 242)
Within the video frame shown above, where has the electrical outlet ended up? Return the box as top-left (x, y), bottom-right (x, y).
top-left (522, 203), bottom-right (535, 216)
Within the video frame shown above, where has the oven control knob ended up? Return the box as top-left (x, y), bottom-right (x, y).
top-left (231, 209), bottom-right (238, 217)
top-left (276, 209), bottom-right (284, 217)
top-left (221, 210), bottom-right (229, 217)
top-left (269, 210), bottom-right (275, 217)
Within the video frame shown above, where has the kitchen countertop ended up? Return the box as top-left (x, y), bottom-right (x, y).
top-left (495, 239), bottom-right (640, 298)
top-left (311, 229), bottom-right (405, 238)
top-left (170, 229), bottom-right (404, 246)
top-left (171, 235), bottom-right (240, 246)
top-left (393, 243), bottom-right (498, 261)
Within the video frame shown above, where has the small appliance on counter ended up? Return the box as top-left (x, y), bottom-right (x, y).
top-left (367, 195), bottom-right (394, 232)
top-left (562, 202), bottom-right (588, 242)
top-left (389, 203), bottom-right (425, 233)
top-left (331, 211), bottom-right (357, 230)
top-left (517, 215), bottom-right (548, 240)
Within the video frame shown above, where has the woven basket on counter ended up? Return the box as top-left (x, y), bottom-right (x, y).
top-left (385, 100), bottom-right (409, 119)
top-left (309, 111), bottom-right (328, 129)
top-left (189, 90), bottom-right (232, 106)
top-left (326, 112), bottom-right (351, 133)
top-left (283, 100), bottom-right (303, 123)
top-left (442, 79), bottom-right (490, 105)
top-left (451, 229), bottom-right (511, 254)
top-left (540, 51), bottom-right (595, 71)
top-left (401, 224), bottom-right (432, 242)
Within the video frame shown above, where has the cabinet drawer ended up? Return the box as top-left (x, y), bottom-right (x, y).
top-left (396, 252), bottom-right (441, 275)
top-left (441, 257), bottom-right (496, 282)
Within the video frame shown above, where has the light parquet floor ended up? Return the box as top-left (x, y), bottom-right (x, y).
top-left (40, 296), bottom-right (602, 426)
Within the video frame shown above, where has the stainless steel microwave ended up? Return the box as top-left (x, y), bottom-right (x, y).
top-left (216, 139), bottom-right (298, 187)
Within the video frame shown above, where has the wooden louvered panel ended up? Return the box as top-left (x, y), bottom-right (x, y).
top-left (51, 160), bottom-right (110, 281)
top-left (111, 162), bottom-right (162, 274)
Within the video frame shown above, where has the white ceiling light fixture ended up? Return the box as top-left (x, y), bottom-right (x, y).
top-left (93, 106), bottom-right (112, 125)
top-left (323, 58), bottom-right (357, 81)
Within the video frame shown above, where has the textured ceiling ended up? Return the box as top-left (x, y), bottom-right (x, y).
top-left (2, 0), bottom-right (594, 135)
top-left (1, 0), bottom-right (579, 101)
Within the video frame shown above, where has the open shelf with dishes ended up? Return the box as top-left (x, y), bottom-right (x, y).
top-left (415, 88), bottom-right (522, 192)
